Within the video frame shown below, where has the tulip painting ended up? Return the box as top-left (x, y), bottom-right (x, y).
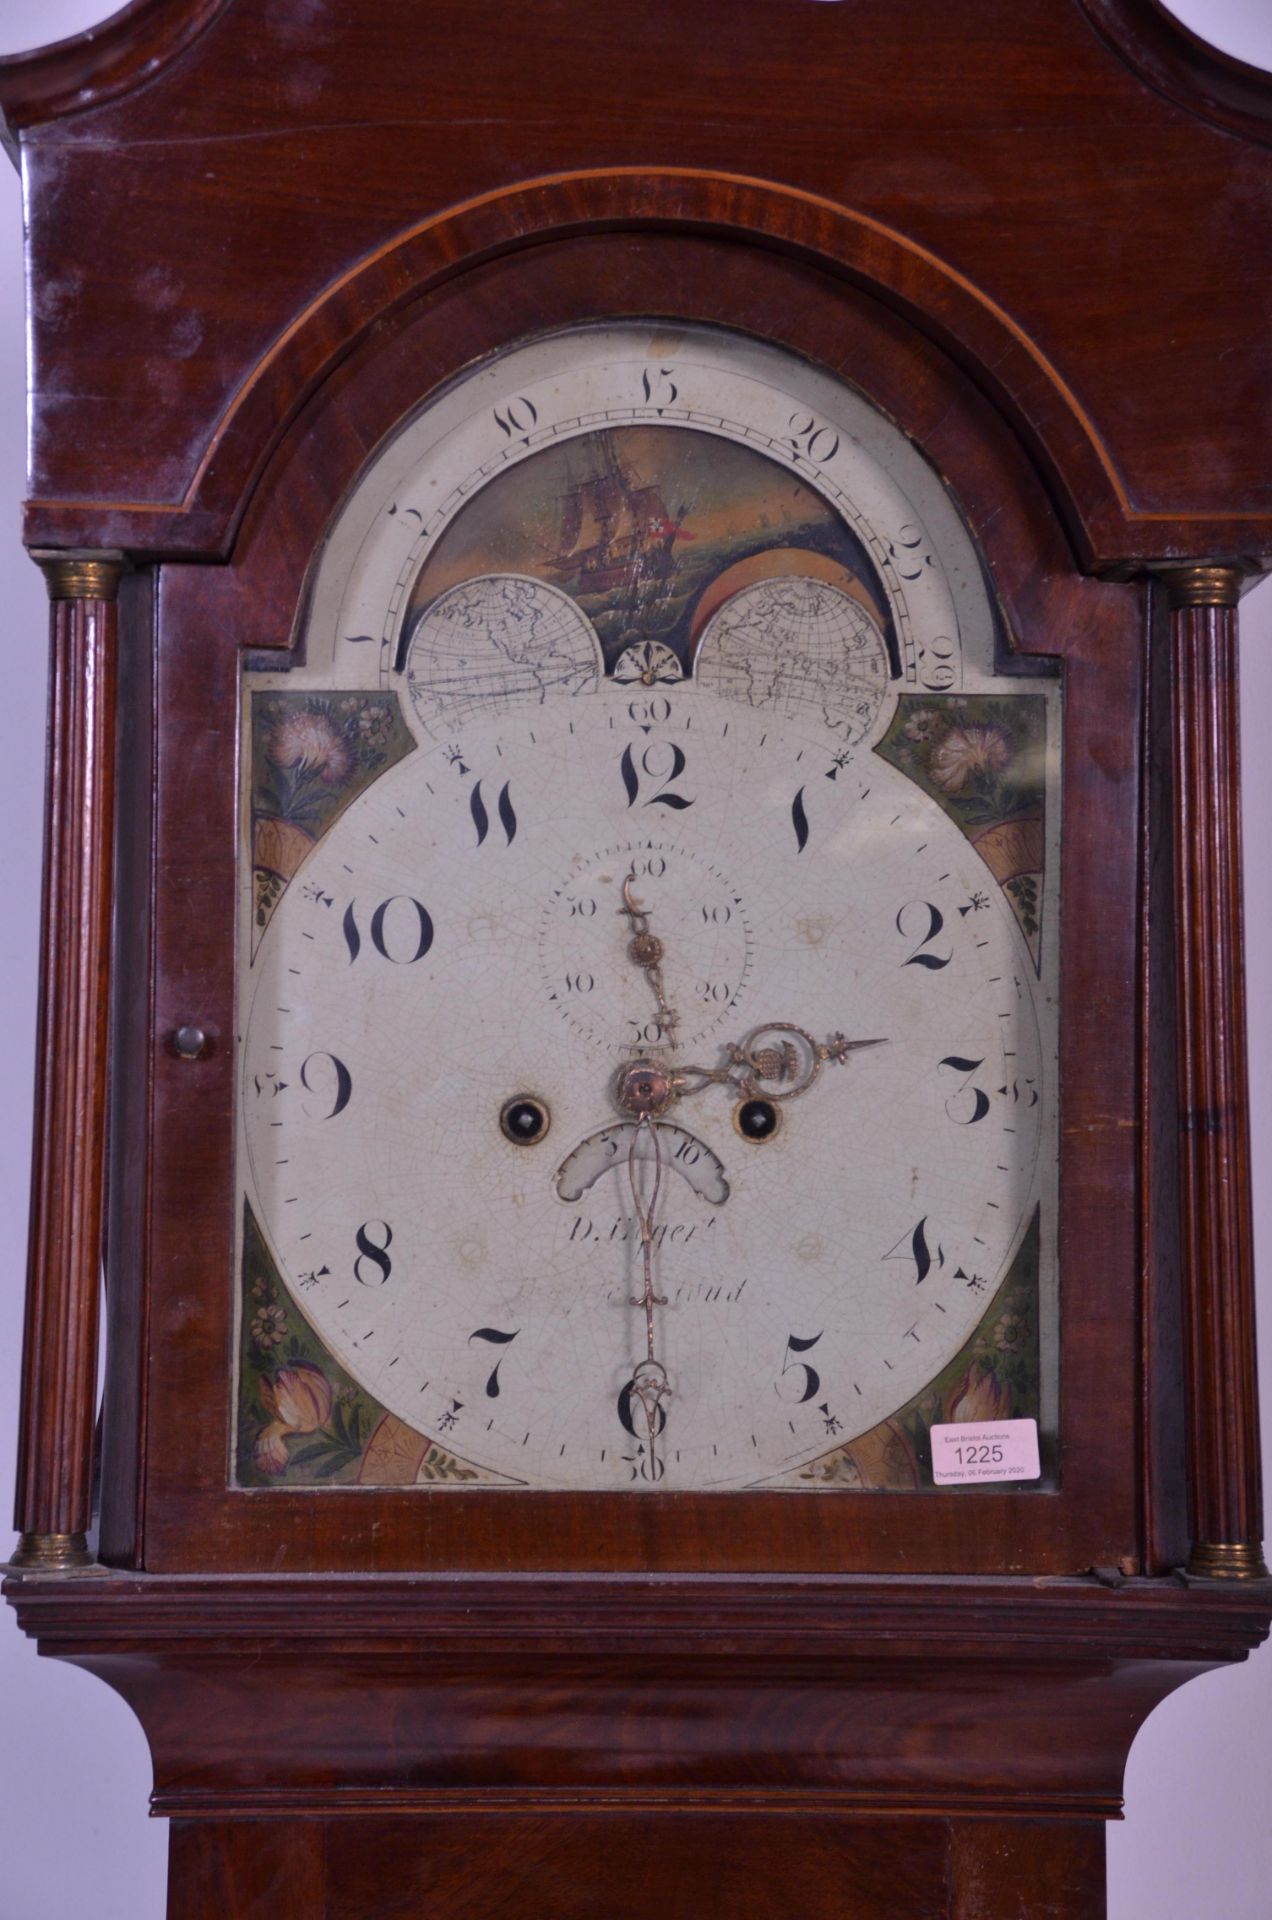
top-left (790, 1208), bottom-right (1047, 1492)
top-left (252, 1363), bottom-right (335, 1476)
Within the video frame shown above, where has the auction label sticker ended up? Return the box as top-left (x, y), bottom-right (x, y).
top-left (930, 1419), bottom-right (1041, 1486)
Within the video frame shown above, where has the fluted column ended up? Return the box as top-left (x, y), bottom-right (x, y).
top-left (10, 551), bottom-right (126, 1572)
top-left (1164, 563), bottom-right (1268, 1580)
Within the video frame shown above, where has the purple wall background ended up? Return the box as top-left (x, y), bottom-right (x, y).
top-left (0, 5), bottom-right (1268, 1913)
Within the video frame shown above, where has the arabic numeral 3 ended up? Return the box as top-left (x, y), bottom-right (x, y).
top-left (937, 1055), bottom-right (990, 1124)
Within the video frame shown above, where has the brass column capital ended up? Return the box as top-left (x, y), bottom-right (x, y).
top-left (1188, 1541), bottom-right (1270, 1582)
top-left (8, 1529), bottom-right (94, 1573)
top-left (1157, 563), bottom-right (1250, 611)
top-left (30, 549), bottom-right (128, 603)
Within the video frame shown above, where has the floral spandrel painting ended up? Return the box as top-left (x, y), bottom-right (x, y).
top-left (768, 1209), bottom-right (1048, 1492)
top-left (876, 694), bottom-right (1048, 970)
top-left (238, 1189), bottom-right (1045, 1493)
top-left (249, 692), bottom-right (415, 950)
top-left (236, 1202), bottom-right (507, 1488)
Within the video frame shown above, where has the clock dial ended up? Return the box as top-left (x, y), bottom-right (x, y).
top-left (236, 323), bottom-right (1059, 1492)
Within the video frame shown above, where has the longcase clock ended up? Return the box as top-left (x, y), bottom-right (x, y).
top-left (3, 2), bottom-right (1271, 1916)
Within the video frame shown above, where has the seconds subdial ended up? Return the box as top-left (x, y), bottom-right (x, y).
top-left (537, 843), bottom-right (753, 1054)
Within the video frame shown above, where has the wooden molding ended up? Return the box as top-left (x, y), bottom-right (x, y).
top-left (11, 577), bottom-right (119, 1565)
top-left (0, 0), bottom-right (229, 148)
top-left (1162, 564), bottom-right (1269, 1579)
top-left (1079, 0), bottom-right (1272, 151)
top-left (7, 1573), bottom-right (1269, 1822)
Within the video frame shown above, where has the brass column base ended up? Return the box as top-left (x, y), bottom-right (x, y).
top-left (7, 1530), bottom-right (94, 1573)
top-left (1188, 1541), bottom-right (1270, 1581)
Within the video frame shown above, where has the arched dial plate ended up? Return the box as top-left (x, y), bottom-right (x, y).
top-left (237, 323), bottom-right (1059, 1493)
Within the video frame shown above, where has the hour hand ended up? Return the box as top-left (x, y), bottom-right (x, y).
top-left (673, 1022), bottom-right (888, 1106)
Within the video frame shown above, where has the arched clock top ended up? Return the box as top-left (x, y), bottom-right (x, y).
top-left (124, 171), bottom-right (1153, 571)
top-left (2, 3), bottom-right (1272, 565)
top-left (156, 231), bottom-right (1128, 669)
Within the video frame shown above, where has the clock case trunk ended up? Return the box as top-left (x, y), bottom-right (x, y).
top-left (4, 3), bottom-right (1271, 1916)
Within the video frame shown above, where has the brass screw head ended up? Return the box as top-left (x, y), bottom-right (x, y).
top-left (628, 931), bottom-right (664, 969)
top-left (615, 1058), bottom-right (675, 1118)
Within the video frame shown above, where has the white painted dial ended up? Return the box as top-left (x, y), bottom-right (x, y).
top-left (237, 322), bottom-right (1059, 1492)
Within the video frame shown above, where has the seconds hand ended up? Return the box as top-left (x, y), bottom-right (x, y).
top-left (618, 873), bottom-right (676, 1477)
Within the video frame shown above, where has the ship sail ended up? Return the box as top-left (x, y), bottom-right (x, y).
top-left (549, 434), bottom-right (683, 591)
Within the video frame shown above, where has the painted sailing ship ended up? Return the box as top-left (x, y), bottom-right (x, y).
top-left (546, 434), bottom-right (693, 595)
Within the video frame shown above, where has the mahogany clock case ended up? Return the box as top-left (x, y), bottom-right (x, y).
top-left (4, 4), bottom-right (1272, 1915)
top-left (72, 226), bottom-right (1147, 1579)
top-left (2, 0), bottom-right (1265, 1583)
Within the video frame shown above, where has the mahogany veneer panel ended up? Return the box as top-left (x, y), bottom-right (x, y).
top-left (162, 1814), bottom-right (1107, 1920)
top-left (2, 0), bottom-right (1272, 563)
top-left (325, 1815), bottom-right (951, 1920)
